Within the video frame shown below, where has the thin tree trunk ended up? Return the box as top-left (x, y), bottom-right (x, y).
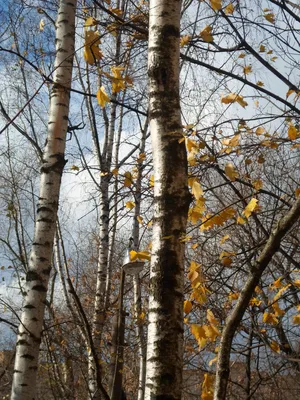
top-left (11, 1), bottom-right (77, 399)
top-left (145, 1), bottom-right (191, 399)
top-left (214, 195), bottom-right (300, 400)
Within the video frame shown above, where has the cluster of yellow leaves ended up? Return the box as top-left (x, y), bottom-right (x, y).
top-left (190, 310), bottom-right (221, 350)
top-left (84, 18), bottom-right (103, 65)
top-left (221, 93), bottom-right (248, 108)
top-left (200, 207), bottom-right (236, 231)
top-left (129, 250), bottom-right (151, 262)
top-left (210, 0), bottom-right (222, 11)
top-left (189, 198), bottom-right (206, 224)
top-left (221, 134), bottom-right (240, 154)
top-left (263, 312), bottom-right (278, 325)
top-left (202, 373), bottom-right (215, 400)
top-left (188, 261), bottom-right (210, 305)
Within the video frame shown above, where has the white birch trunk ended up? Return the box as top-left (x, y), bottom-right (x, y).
top-left (11, 1), bottom-right (76, 398)
top-left (145, 1), bottom-right (191, 398)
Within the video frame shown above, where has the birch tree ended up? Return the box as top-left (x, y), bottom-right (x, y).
top-left (145, 1), bottom-right (191, 398)
top-left (11, 1), bottom-right (77, 398)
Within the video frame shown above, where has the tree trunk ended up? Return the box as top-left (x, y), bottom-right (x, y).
top-left (11, 1), bottom-right (77, 398)
top-left (145, 1), bottom-right (191, 399)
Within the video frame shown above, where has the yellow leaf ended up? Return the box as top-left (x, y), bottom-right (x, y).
top-left (293, 280), bottom-right (300, 288)
top-left (124, 171), bottom-right (133, 187)
top-left (70, 165), bottom-right (80, 171)
top-left (184, 300), bottom-right (193, 314)
top-left (242, 198), bottom-right (258, 218)
top-left (270, 341), bottom-right (280, 353)
top-left (130, 250), bottom-right (138, 261)
top-left (180, 35), bottom-right (191, 47)
top-left (225, 3), bottom-right (234, 14)
top-left (207, 309), bottom-right (218, 326)
top-left (292, 314), bottom-right (300, 324)
top-left (238, 53), bottom-right (246, 59)
top-left (84, 30), bottom-right (103, 64)
top-left (256, 81), bottom-right (264, 87)
top-left (192, 181), bottom-right (203, 200)
top-left (270, 277), bottom-right (283, 290)
top-left (84, 17), bottom-right (97, 27)
top-left (186, 138), bottom-right (199, 152)
top-left (271, 56), bottom-right (277, 62)
top-left (137, 251), bottom-right (151, 261)
top-left (295, 188), bottom-right (300, 198)
top-left (200, 26), bottom-right (214, 43)
top-left (237, 216), bottom-right (246, 224)
top-left (263, 312), bottom-right (278, 325)
top-left (97, 86), bottom-right (110, 108)
top-left (137, 153), bottom-right (146, 163)
top-left (259, 44), bottom-right (266, 52)
top-left (111, 168), bottom-right (119, 176)
top-left (253, 179), bottom-right (263, 190)
top-left (137, 216), bottom-right (143, 224)
top-left (149, 175), bottom-right (154, 187)
top-left (208, 355), bottom-right (218, 366)
top-left (257, 154), bottom-right (265, 164)
top-left (288, 123), bottom-right (298, 140)
top-left (256, 126), bottom-right (265, 135)
top-left (286, 89), bottom-right (295, 98)
top-left (39, 19), bottom-right (45, 31)
top-left (274, 284), bottom-right (291, 301)
top-left (191, 324), bottom-right (207, 348)
top-left (267, 49), bottom-right (273, 54)
top-left (225, 162), bottom-right (238, 181)
top-left (110, 66), bottom-right (126, 93)
top-left (220, 234), bottom-right (229, 244)
top-left (125, 201), bottom-right (135, 210)
top-left (203, 324), bottom-right (220, 341)
top-left (272, 301), bottom-right (285, 317)
top-left (202, 373), bottom-right (215, 400)
top-left (228, 292), bottom-right (239, 301)
top-left (221, 93), bottom-right (248, 108)
top-left (210, 0), bottom-right (222, 11)
top-left (243, 65), bottom-right (252, 75)
top-left (221, 257), bottom-right (232, 266)
top-left (264, 13), bottom-right (275, 24)
top-left (249, 297), bottom-right (262, 307)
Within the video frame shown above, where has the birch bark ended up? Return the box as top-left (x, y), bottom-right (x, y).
top-left (11, 1), bottom-right (76, 398)
top-left (145, 1), bottom-right (191, 398)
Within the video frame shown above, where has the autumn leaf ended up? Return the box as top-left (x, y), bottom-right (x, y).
top-left (137, 216), bottom-right (143, 224)
top-left (130, 250), bottom-right (138, 261)
top-left (125, 201), bottom-right (135, 210)
top-left (270, 341), bottom-right (280, 353)
top-left (264, 13), bottom-right (275, 24)
top-left (136, 251), bottom-right (150, 261)
top-left (203, 324), bottom-right (220, 341)
top-left (221, 93), bottom-right (248, 108)
top-left (184, 300), bottom-right (193, 314)
top-left (149, 175), bottom-right (154, 187)
top-left (243, 65), bottom-right (252, 75)
top-left (225, 3), bottom-right (234, 14)
top-left (39, 19), bottom-right (45, 31)
top-left (259, 44), bottom-right (266, 52)
top-left (288, 123), bottom-right (298, 140)
top-left (228, 292), bottom-right (239, 301)
top-left (256, 126), bottom-right (265, 135)
top-left (192, 180), bottom-right (203, 200)
top-left (237, 215), bottom-right (246, 224)
top-left (84, 17), bottom-right (97, 27)
top-left (84, 30), bottom-right (103, 64)
top-left (242, 198), bottom-right (258, 218)
top-left (124, 171), bottom-right (133, 187)
top-left (253, 179), bottom-right (263, 190)
top-left (256, 81), bottom-right (264, 87)
top-left (225, 162), bottom-right (238, 181)
top-left (97, 86), bottom-right (110, 108)
top-left (180, 35), bottom-right (191, 47)
top-left (220, 234), bottom-right (229, 244)
top-left (292, 315), bottom-right (300, 324)
top-left (70, 165), bottom-right (80, 171)
top-left (202, 373), bottom-right (215, 400)
top-left (272, 301), bottom-right (285, 317)
top-left (210, 0), bottom-right (222, 11)
top-left (191, 324), bottom-right (207, 348)
top-left (200, 26), bottom-right (214, 43)
top-left (207, 309), bottom-right (218, 326)
top-left (263, 312), bottom-right (278, 325)
top-left (110, 66), bottom-right (126, 93)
